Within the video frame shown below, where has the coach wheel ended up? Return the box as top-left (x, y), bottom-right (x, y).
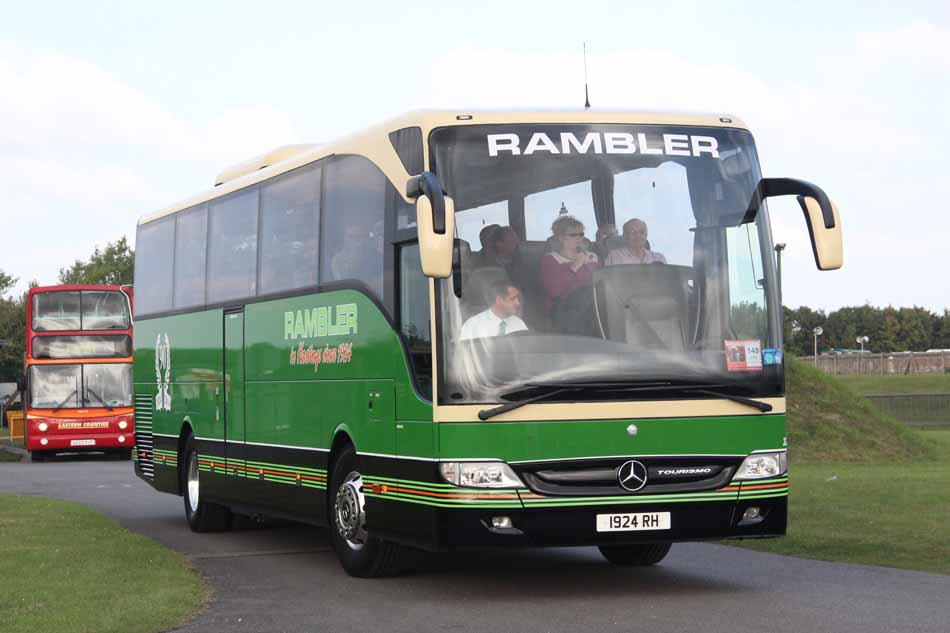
top-left (598, 542), bottom-right (673, 566)
top-left (182, 435), bottom-right (231, 532)
top-left (328, 443), bottom-right (411, 577)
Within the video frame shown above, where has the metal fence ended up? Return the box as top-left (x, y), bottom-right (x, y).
top-left (864, 393), bottom-right (950, 429)
top-left (805, 351), bottom-right (950, 376)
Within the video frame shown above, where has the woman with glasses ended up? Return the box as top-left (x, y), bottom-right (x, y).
top-left (540, 215), bottom-right (601, 315)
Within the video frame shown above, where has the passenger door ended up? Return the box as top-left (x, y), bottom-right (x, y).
top-left (223, 308), bottom-right (247, 499)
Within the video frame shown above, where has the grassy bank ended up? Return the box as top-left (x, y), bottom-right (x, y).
top-left (836, 372), bottom-right (950, 395)
top-left (784, 356), bottom-right (937, 462)
top-left (0, 495), bottom-right (207, 633)
top-left (730, 359), bottom-right (948, 573)
top-left (734, 430), bottom-right (950, 574)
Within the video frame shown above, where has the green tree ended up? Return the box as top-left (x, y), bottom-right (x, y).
top-left (58, 237), bottom-right (134, 286)
top-left (0, 269), bottom-right (16, 296)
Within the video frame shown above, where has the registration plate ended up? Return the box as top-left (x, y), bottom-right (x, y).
top-left (70, 439), bottom-right (96, 447)
top-left (596, 512), bottom-right (670, 532)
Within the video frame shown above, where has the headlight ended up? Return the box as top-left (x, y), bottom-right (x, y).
top-left (734, 451), bottom-right (787, 480)
top-left (118, 420), bottom-right (128, 430)
top-left (439, 461), bottom-right (524, 488)
top-left (38, 422), bottom-right (48, 432)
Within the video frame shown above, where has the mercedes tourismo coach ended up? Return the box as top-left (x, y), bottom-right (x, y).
top-left (23, 284), bottom-right (134, 460)
top-left (131, 110), bottom-right (842, 577)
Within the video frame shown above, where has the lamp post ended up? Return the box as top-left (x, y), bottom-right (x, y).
top-left (813, 326), bottom-right (823, 366)
top-left (774, 243), bottom-right (786, 309)
top-left (857, 335), bottom-right (869, 374)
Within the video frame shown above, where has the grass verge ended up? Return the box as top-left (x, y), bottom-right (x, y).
top-left (785, 356), bottom-right (936, 462)
top-left (0, 495), bottom-right (207, 633)
top-left (835, 372), bottom-right (950, 395)
top-left (733, 432), bottom-right (950, 574)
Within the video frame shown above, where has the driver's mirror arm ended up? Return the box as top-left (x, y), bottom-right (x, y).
top-left (407, 172), bottom-right (455, 278)
top-left (753, 177), bottom-right (843, 271)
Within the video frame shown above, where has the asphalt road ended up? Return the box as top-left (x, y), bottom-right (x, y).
top-left (2, 457), bottom-right (948, 633)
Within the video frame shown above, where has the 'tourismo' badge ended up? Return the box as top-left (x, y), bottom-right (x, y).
top-left (725, 339), bottom-right (763, 372)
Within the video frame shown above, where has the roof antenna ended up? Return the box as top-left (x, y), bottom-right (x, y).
top-left (583, 42), bottom-right (591, 110)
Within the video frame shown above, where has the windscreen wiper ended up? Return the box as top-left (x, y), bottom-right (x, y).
top-left (52, 389), bottom-right (78, 413)
top-left (478, 386), bottom-right (580, 420)
top-left (85, 387), bottom-right (114, 411)
top-left (477, 380), bottom-right (772, 420)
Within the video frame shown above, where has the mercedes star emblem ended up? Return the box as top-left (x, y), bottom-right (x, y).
top-left (617, 460), bottom-right (648, 492)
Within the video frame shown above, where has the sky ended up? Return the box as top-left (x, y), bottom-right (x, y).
top-left (1, 0), bottom-right (949, 311)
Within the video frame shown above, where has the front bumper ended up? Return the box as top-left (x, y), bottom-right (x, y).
top-left (433, 495), bottom-right (787, 549)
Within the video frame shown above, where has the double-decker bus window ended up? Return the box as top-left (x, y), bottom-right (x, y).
top-left (260, 165), bottom-right (321, 294)
top-left (321, 156), bottom-right (385, 300)
top-left (174, 204), bottom-right (208, 309)
top-left (33, 334), bottom-right (131, 359)
top-left (32, 291), bottom-right (81, 331)
top-left (83, 363), bottom-right (133, 408)
top-left (81, 291), bottom-right (130, 330)
top-left (208, 187), bottom-right (259, 304)
top-left (134, 217), bottom-right (175, 316)
top-left (399, 243), bottom-right (432, 398)
top-left (29, 364), bottom-right (81, 409)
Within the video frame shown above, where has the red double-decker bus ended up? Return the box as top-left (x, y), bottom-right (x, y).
top-left (23, 284), bottom-right (134, 461)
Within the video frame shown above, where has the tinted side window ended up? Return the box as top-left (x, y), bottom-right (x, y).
top-left (208, 187), bottom-right (259, 304)
top-left (174, 204), bottom-right (208, 308)
top-left (399, 243), bottom-right (431, 399)
top-left (134, 217), bottom-right (175, 315)
top-left (320, 156), bottom-right (385, 300)
top-left (260, 165), bottom-right (321, 295)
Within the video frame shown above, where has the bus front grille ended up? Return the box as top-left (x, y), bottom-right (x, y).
top-left (514, 457), bottom-right (742, 496)
top-left (134, 394), bottom-right (155, 480)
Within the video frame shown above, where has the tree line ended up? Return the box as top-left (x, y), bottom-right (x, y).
top-left (783, 304), bottom-right (950, 356)
top-left (0, 238), bottom-right (133, 380)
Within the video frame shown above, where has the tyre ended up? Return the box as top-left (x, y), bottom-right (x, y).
top-left (30, 451), bottom-right (46, 463)
top-left (599, 542), bottom-right (672, 566)
top-left (329, 443), bottom-right (410, 577)
top-left (181, 434), bottom-right (232, 532)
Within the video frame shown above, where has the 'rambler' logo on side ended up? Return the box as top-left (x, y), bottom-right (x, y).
top-left (486, 132), bottom-right (720, 158)
top-left (284, 303), bottom-right (358, 340)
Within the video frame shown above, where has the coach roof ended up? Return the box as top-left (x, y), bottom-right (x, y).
top-left (137, 109), bottom-right (747, 227)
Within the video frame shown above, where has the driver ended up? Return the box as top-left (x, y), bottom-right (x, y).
top-left (459, 281), bottom-right (528, 340)
top-left (606, 218), bottom-right (667, 265)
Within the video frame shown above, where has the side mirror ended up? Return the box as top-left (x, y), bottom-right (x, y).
top-left (16, 375), bottom-right (26, 393)
top-left (407, 173), bottom-right (455, 278)
top-left (752, 178), bottom-right (843, 271)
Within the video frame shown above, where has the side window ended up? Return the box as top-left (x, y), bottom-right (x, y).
top-left (320, 156), bottom-right (385, 300)
top-left (133, 217), bottom-right (175, 316)
top-left (207, 187), bottom-right (259, 304)
top-left (612, 163), bottom-right (693, 266)
top-left (524, 181), bottom-right (594, 241)
top-left (454, 201), bottom-right (508, 250)
top-left (399, 243), bottom-right (431, 399)
top-left (173, 204), bottom-right (208, 309)
top-left (260, 165), bottom-right (321, 295)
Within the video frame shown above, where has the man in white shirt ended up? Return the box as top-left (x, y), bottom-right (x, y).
top-left (605, 218), bottom-right (667, 266)
top-left (459, 281), bottom-right (528, 340)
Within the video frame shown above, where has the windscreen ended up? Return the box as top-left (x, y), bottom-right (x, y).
top-left (431, 123), bottom-right (781, 405)
top-left (29, 363), bottom-right (133, 409)
top-left (32, 335), bottom-right (132, 359)
top-left (32, 291), bottom-right (130, 332)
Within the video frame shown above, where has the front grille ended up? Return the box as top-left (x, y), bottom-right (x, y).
top-left (133, 393), bottom-right (155, 480)
top-left (513, 456), bottom-right (742, 496)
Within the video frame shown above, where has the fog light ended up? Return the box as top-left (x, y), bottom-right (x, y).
top-left (40, 438), bottom-right (49, 446)
top-left (742, 506), bottom-right (761, 521)
top-left (38, 422), bottom-right (48, 432)
top-left (491, 516), bottom-right (513, 529)
top-left (118, 420), bottom-right (128, 430)
top-left (118, 435), bottom-right (126, 443)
